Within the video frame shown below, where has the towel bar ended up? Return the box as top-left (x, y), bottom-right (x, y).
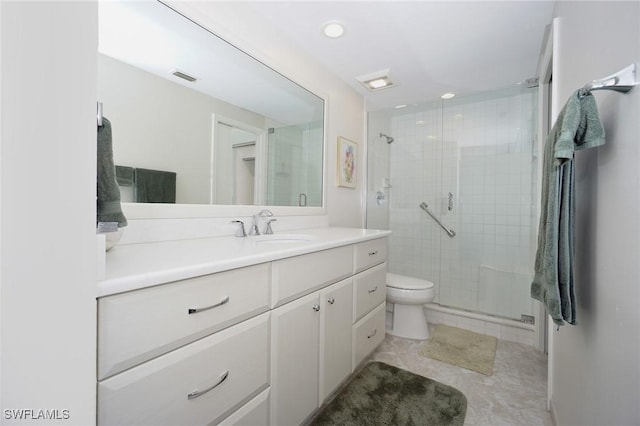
top-left (579, 63), bottom-right (637, 97)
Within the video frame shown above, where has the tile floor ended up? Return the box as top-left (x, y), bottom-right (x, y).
top-left (367, 332), bottom-right (553, 426)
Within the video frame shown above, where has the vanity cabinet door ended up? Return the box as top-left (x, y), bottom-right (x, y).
top-left (270, 291), bottom-right (321, 426)
top-left (319, 278), bottom-right (353, 402)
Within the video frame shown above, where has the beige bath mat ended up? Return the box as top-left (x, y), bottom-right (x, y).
top-left (419, 324), bottom-right (497, 375)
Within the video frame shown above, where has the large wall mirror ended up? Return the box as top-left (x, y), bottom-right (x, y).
top-left (98, 1), bottom-right (325, 216)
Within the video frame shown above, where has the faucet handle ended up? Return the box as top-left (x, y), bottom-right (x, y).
top-left (249, 218), bottom-right (260, 236)
top-left (264, 219), bottom-right (277, 235)
top-left (231, 220), bottom-right (247, 237)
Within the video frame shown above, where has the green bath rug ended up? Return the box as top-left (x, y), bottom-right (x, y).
top-left (309, 361), bottom-right (467, 426)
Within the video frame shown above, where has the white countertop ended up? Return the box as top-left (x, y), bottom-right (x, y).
top-left (98, 227), bottom-right (391, 297)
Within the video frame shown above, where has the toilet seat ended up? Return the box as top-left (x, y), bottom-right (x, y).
top-left (387, 272), bottom-right (434, 290)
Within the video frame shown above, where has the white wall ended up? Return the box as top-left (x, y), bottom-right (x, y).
top-left (0, 2), bottom-right (97, 425)
top-left (164, 1), bottom-right (367, 227)
top-left (550, 2), bottom-right (640, 425)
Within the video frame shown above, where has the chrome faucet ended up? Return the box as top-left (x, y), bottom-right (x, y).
top-left (249, 209), bottom-right (273, 236)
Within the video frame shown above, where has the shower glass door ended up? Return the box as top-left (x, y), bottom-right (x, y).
top-left (266, 122), bottom-right (323, 206)
top-left (367, 85), bottom-right (538, 321)
top-left (438, 86), bottom-right (538, 320)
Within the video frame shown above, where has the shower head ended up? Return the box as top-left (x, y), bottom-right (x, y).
top-left (379, 133), bottom-right (394, 144)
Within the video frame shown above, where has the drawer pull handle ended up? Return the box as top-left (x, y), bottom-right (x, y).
top-left (188, 296), bottom-right (230, 315)
top-left (312, 304), bottom-right (321, 312)
top-left (368, 250), bottom-right (378, 256)
top-left (327, 298), bottom-right (335, 305)
top-left (368, 286), bottom-right (378, 294)
top-left (367, 329), bottom-right (377, 339)
top-left (187, 370), bottom-right (229, 400)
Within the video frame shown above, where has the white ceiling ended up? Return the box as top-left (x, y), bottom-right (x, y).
top-left (241, 1), bottom-right (556, 111)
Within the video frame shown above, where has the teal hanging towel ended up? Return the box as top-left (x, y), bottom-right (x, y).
top-left (97, 117), bottom-right (127, 228)
top-left (531, 90), bottom-right (605, 326)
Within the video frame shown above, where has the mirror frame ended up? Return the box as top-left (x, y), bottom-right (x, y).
top-left (110, 1), bottom-right (329, 219)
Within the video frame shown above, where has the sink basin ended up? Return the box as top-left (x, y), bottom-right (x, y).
top-left (253, 234), bottom-right (314, 244)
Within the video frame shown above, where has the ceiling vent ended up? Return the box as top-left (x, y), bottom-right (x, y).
top-left (172, 70), bottom-right (197, 82)
top-left (356, 69), bottom-right (396, 91)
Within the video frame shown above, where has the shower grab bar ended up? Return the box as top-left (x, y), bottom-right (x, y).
top-left (419, 202), bottom-right (456, 238)
top-left (579, 63), bottom-right (637, 97)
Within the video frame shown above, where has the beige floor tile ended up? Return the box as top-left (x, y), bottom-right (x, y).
top-left (367, 332), bottom-right (552, 426)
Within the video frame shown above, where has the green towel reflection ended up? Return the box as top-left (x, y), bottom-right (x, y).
top-left (134, 168), bottom-right (176, 203)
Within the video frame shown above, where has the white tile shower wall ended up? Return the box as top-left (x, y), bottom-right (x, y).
top-left (387, 88), bottom-right (537, 320)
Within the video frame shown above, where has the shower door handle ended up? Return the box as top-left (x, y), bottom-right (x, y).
top-left (419, 202), bottom-right (456, 238)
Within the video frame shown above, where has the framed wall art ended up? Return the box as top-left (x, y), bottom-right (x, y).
top-left (337, 137), bottom-right (357, 188)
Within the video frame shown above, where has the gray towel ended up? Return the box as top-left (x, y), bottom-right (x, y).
top-left (97, 117), bottom-right (127, 227)
top-left (531, 90), bottom-right (605, 326)
top-left (115, 165), bottom-right (135, 186)
top-left (134, 168), bottom-right (176, 203)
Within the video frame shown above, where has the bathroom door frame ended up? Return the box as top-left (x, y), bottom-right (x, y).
top-left (211, 114), bottom-right (266, 205)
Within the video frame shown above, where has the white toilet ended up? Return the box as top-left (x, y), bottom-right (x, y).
top-left (386, 273), bottom-right (435, 340)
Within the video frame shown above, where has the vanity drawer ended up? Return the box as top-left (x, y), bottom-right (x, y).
top-left (352, 302), bottom-right (386, 369)
top-left (271, 245), bottom-right (352, 307)
top-left (219, 388), bottom-right (269, 426)
top-left (98, 263), bottom-right (270, 380)
top-left (353, 262), bottom-right (387, 323)
top-left (98, 313), bottom-right (270, 426)
top-left (353, 238), bottom-right (388, 273)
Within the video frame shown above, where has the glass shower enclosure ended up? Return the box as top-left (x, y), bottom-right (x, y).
top-left (266, 122), bottom-right (324, 207)
top-left (367, 85), bottom-right (538, 321)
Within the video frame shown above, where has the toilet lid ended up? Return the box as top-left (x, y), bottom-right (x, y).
top-left (387, 272), bottom-right (434, 290)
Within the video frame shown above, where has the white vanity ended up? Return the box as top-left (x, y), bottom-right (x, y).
top-left (96, 227), bottom-right (390, 425)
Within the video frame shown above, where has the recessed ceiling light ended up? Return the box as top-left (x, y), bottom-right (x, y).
top-left (367, 78), bottom-right (391, 89)
top-left (441, 92), bottom-right (456, 99)
top-left (322, 21), bottom-right (345, 38)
